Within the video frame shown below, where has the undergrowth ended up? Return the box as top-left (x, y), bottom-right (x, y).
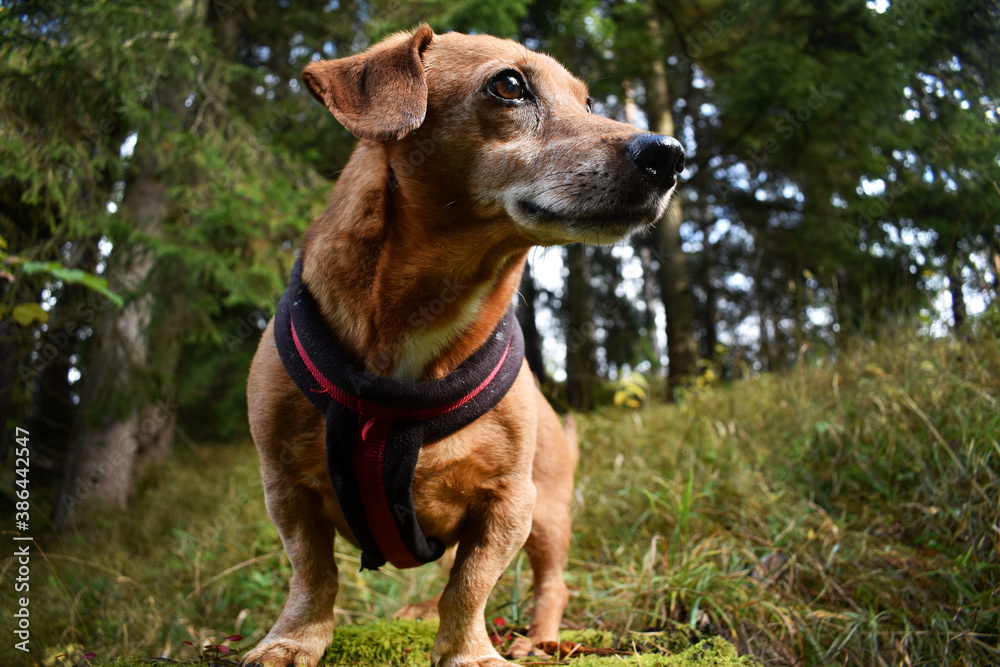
top-left (2, 327), bottom-right (997, 666)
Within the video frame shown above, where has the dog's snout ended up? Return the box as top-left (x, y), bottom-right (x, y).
top-left (625, 134), bottom-right (685, 186)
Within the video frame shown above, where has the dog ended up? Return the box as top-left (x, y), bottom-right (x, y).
top-left (242, 24), bottom-right (684, 667)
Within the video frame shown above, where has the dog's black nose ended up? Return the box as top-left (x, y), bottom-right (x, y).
top-left (625, 134), bottom-right (685, 187)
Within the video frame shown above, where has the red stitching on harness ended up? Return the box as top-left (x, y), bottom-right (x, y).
top-left (290, 319), bottom-right (360, 411)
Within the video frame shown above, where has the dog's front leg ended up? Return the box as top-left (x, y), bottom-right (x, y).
top-left (240, 479), bottom-right (338, 667)
top-left (432, 478), bottom-right (537, 667)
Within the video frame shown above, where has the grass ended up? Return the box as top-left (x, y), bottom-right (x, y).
top-left (3, 325), bottom-right (998, 666)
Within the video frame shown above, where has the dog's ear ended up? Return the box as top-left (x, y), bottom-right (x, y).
top-left (303, 25), bottom-right (433, 142)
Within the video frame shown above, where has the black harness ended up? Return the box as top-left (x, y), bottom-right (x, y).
top-left (273, 259), bottom-right (525, 570)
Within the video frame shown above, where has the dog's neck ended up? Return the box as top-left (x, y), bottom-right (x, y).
top-left (300, 142), bottom-right (529, 382)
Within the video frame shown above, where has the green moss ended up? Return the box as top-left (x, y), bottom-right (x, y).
top-left (561, 628), bottom-right (616, 648)
top-left (569, 637), bottom-right (758, 667)
top-left (626, 624), bottom-right (703, 655)
top-left (315, 621), bottom-right (752, 667)
top-left (322, 619), bottom-right (439, 666)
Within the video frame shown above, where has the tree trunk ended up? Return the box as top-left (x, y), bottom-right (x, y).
top-left (638, 244), bottom-right (662, 370)
top-left (134, 333), bottom-right (182, 472)
top-left (0, 319), bottom-right (26, 459)
top-left (564, 244), bottom-right (597, 410)
top-left (53, 149), bottom-right (164, 528)
top-left (753, 249), bottom-right (774, 372)
top-left (758, 299), bottom-right (774, 373)
top-left (646, 51), bottom-right (697, 399)
top-left (516, 262), bottom-right (548, 384)
top-left (698, 229), bottom-right (719, 367)
top-left (30, 243), bottom-right (101, 490)
top-left (130, 0), bottom-right (241, 468)
top-left (132, 280), bottom-right (187, 473)
top-left (53, 305), bottom-right (150, 525)
top-left (30, 303), bottom-right (76, 489)
top-left (949, 258), bottom-right (967, 332)
top-left (51, 49), bottom-right (193, 528)
top-left (989, 240), bottom-right (1000, 298)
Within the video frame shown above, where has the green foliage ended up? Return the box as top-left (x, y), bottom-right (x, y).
top-left (706, 0), bottom-right (1000, 342)
top-left (2, 0), bottom-right (189, 232)
top-left (427, 0), bottom-right (533, 36)
top-left (19, 260), bottom-right (123, 308)
top-left (569, 326), bottom-right (999, 664)
top-left (2, 235), bottom-right (120, 315)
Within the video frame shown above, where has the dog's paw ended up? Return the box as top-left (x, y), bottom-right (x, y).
top-left (239, 639), bottom-right (323, 667)
top-left (432, 647), bottom-right (518, 667)
top-left (395, 596), bottom-right (441, 621)
top-left (506, 637), bottom-right (549, 660)
top-left (435, 657), bottom-right (512, 667)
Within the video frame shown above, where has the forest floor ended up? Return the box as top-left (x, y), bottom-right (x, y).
top-left (5, 326), bottom-right (998, 666)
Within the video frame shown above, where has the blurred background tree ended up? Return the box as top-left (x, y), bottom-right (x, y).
top-left (1, 0), bottom-right (997, 528)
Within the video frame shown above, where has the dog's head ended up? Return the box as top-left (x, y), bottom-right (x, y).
top-left (303, 25), bottom-right (684, 246)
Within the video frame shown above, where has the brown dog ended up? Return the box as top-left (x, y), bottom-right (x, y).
top-left (243, 25), bottom-right (683, 667)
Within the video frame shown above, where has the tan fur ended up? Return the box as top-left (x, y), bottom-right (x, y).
top-left (242, 25), bottom-right (680, 667)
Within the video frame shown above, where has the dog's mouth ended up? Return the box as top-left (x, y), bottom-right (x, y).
top-left (517, 200), bottom-right (552, 219)
top-left (513, 195), bottom-right (669, 243)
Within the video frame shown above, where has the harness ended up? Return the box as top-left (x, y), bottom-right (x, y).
top-left (273, 259), bottom-right (525, 570)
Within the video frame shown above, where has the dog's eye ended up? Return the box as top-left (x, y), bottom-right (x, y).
top-left (586, 97), bottom-right (594, 113)
top-left (488, 71), bottom-right (526, 101)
